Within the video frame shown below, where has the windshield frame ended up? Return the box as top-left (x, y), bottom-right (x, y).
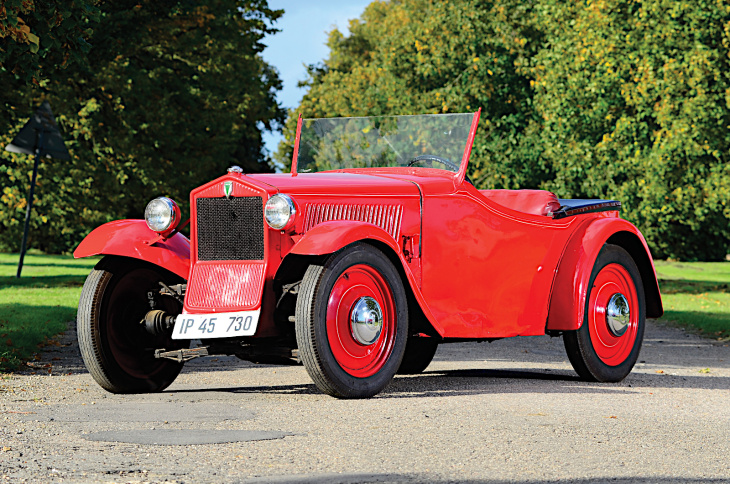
top-left (291, 110), bottom-right (481, 184)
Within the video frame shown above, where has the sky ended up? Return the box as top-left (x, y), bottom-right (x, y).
top-left (260, 0), bottom-right (371, 161)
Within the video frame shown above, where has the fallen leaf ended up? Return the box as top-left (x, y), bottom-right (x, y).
top-left (699, 368), bottom-right (711, 374)
top-left (2, 447), bottom-right (10, 452)
top-left (655, 370), bottom-right (664, 374)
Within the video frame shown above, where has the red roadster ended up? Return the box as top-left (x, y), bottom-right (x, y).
top-left (74, 111), bottom-right (663, 398)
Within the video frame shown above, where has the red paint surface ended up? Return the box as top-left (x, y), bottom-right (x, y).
top-left (457, 109), bottom-right (481, 186)
top-left (421, 188), bottom-right (578, 338)
top-left (546, 218), bottom-right (661, 331)
top-left (184, 175), bottom-right (276, 318)
top-left (326, 264), bottom-right (397, 378)
top-left (73, 220), bottom-right (190, 279)
top-left (185, 261), bottom-right (265, 311)
top-left (76, 112), bottom-right (662, 343)
top-left (587, 263), bottom-right (639, 365)
top-left (479, 189), bottom-right (561, 216)
top-left (303, 203), bottom-right (403, 240)
top-left (291, 221), bottom-right (400, 256)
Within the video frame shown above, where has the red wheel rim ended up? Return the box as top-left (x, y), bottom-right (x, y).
top-left (587, 263), bottom-right (639, 366)
top-left (326, 264), bottom-right (397, 378)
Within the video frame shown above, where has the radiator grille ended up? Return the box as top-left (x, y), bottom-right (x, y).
top-left (196, 197), bottom-right (264, 261)
top-left (186, 262), bottom-right (265, 309)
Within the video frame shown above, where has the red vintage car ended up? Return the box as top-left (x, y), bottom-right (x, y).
top-left (74, 111), bottom-right (663, 398)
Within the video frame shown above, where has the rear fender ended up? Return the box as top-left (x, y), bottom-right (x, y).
top-left (546, 218), bottom-right (663, 331)
top-left (73, 220), bottom-right (190, 279)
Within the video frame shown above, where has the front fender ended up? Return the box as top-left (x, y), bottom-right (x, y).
top-left (288, 220), bottom-right (446, 335)
top-left (290, 221), bottom-right (401, 256)
top-left (546, 217), bottom-right (662, 331)
top-left (73, 220), bottom-right (191, 279)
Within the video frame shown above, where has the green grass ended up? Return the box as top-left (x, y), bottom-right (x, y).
top-left (0, 252), bottom-right (99, 372)
top-left (654, 260), bottom-right (730, 341)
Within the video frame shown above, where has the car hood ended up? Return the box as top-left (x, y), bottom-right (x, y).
top-left (247, 172), bottom-right (421, 197)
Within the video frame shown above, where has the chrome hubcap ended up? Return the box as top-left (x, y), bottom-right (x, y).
top-left (606, 293), bottom-right (630, 336)
top-left (350, 297), bottom-right (383, 345)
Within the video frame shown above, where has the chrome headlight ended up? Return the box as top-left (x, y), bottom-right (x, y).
top-left (144, 197), bottom-right (180, 234)
top-left (265, 194), bottom-right (296, 230)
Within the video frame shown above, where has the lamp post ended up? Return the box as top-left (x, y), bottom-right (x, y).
top-left (5, 101), bottom-right (70, 277)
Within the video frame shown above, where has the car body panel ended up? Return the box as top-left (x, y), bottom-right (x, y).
top-left (290, 221), bottom-right (401, 256)
top-left (420, 185), bottom-right (581, 338)
top-left (73, 219), bottom-right (190, 279)
top-left (546, 217), bottom-right (663, 331)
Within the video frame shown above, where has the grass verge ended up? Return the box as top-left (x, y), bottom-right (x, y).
top-left (0, 252), bottom-right (99, 372)
top-left (654, 260), bottom-right (730, 341)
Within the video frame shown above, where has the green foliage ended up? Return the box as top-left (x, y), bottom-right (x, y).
top-left (0, 0), bottom-right (98, 85)
top-left (532, 0), bottom-right (730, 260)
top-left (276, 0), bottom-right (549, 189)
top-left (0, 0), bottom-right (284, 254)
top-left (280, 0), bottom-right (730, 261)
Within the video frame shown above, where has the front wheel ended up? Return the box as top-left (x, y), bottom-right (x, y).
top-left (295, 243), bottom-right (408, 398)
top-left (563, 244), bottom-right (645, 382)
top-left (77, 256), bottom-right (189, 393)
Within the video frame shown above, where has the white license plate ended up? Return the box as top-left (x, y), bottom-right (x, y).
top-left (172, 310), bottom-right (260, 340)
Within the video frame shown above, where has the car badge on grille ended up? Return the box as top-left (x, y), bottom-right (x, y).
top-left (223, 181), bottom-right (233, 198)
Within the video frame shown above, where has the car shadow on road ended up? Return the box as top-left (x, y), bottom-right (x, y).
top-left (166, 366), bottom-right (729, 399)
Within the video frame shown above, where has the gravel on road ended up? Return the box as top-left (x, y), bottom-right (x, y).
top-left (1, 320), bottom-right (728, 483)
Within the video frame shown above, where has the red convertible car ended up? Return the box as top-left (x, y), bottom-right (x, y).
top-left (74, 111), bottom-right (663, 398)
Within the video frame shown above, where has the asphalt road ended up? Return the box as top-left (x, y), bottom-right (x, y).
top-left (1, 320), bottom-right (728, 483)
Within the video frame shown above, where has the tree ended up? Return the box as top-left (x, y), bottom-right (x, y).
top-left (532, 0), bottom-right (730, 260)
top-left (0, 0), bottom-right (284, 253)
top-left (276, 0), bottom-right (549, 190)
top-left (281, 0), bottom-right (730, 260)
top-left (0, 0), bottom-right (98, 86)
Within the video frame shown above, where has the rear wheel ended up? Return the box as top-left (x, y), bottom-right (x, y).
top-left (295, 244), bottom-right (408, 398)
top-left (77, 256), bottom-right (189, 393)
top-left (563, 244), bottom-right (645, 382)
top-left (397, 337), bottom-right (438, 374)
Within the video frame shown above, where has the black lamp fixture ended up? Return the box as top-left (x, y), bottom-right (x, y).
top-left (5, 101), bottom-right (70, 277)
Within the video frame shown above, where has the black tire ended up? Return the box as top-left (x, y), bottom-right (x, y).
top-left (397, 337), bottom-right (438, 374)
top-left (563, 244), bottom-right (645, 382)
top-left (77, 256), bottom-right (189, 393)
top-left (295, 243), bottom-right (408, 398)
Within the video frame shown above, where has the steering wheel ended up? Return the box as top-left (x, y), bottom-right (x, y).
top-left (406, 155), bottom-right (473, 184)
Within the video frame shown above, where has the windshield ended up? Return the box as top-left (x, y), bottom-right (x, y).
top-left (294, 112), bottom-right (475, 174)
